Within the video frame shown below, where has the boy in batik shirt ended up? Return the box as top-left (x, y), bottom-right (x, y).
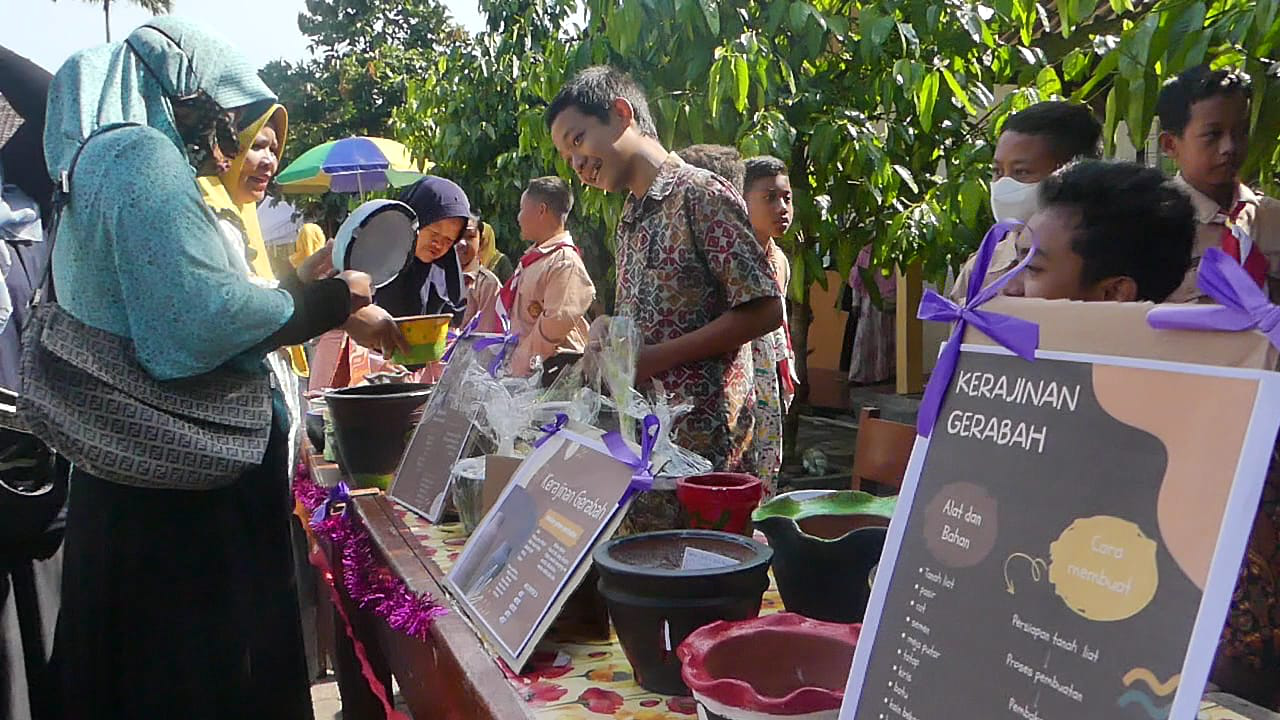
top-left (546, 67), bottom-right (782, 529)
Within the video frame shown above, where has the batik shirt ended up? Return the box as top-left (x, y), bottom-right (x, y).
top-left (614, 154), bottom-right (779, 472)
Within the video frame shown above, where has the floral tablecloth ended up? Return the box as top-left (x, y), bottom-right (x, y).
top-left (390, 505), bottom-right (1256, 720)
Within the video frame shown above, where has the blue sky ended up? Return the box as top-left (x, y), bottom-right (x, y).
top-left (4, 0), bottom-right (486, 73)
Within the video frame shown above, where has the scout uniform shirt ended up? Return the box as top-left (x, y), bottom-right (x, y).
top-left (502, 232), bottom-right (595, 376)
top-left (462, 265), bottom-right (503, 333)
top-left (948, 230), bottom-right (1020, 303)
top-left (1167, 175), bottom-right (1280, 304)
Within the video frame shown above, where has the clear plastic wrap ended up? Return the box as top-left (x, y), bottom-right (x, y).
top-left (471, 359), bottom-right (545, 457)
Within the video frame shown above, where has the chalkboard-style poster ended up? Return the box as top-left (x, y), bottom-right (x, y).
top-left (445, 421), bottom-right (636, 669)
top-left (841, 345), bottom-right (1280, 720)
top-left (389, 335), bottom-right (499, 521)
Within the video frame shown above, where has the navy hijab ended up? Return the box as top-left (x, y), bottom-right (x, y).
top-left (373, 176), bottom-right (471, 318)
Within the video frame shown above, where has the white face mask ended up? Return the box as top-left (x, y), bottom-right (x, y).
top-left (990, 176), bottom-right (1042, 223)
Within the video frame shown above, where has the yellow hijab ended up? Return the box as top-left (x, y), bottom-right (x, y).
top-left (478, 222), bottom-right (499, 269)
top-left (198, 104), bottom-right (287, 281)
top-left (291, 223), bottom-right (326, 268)
top-left (198, 105), bottom-right (309, 377)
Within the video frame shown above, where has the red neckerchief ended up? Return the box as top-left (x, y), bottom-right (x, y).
top-left (497, 238), bottom-right (581, 319)
top-left (1217, 201), bottom-right (1266, 288)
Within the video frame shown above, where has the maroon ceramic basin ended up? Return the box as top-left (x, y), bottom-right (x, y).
top-left (678, 612), bottom-right (860, 719)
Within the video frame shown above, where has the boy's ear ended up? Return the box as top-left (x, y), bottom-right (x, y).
top-left (612, 97), bottom-right (635, 127)
top-left (1158, 130), bottom-right (1180, 160)
top-left (1097, 276), bottom-right (1139, 303)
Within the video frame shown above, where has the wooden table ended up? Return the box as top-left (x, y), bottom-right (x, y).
top-left (308, 456), bottom-right (1279, 720)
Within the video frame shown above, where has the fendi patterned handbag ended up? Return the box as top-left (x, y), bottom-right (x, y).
top-left (18, 302), bottom-right (271, 490)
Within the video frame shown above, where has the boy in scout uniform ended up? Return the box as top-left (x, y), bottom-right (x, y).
top-left (1157, 64), bottom-right (1280, 304)
top-left (499, 176), bottom-right (595, 379)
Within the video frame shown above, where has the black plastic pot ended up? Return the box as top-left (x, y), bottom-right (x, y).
top-left (324, 383), bottom-right (432, 490)
top-left (593, 530), bottom-right (773, 695)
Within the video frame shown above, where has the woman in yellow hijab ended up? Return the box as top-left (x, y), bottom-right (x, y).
top-left (198, 105), bottom-right (310, 473)
top-left (478, 219), bottom-right (514, 283)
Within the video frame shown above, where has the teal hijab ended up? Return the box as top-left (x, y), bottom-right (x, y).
top-left (42, 19), bottom-right (295, 380)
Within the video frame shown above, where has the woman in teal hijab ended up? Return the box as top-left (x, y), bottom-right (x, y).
top-left (41, 19), bottom-right (383, 718)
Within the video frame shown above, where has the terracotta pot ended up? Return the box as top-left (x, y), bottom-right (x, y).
top-left (676, 473), bottom-right (765, 536)
top-left (324, 383), bottom-right (433, 490)
top-left (752, 491), bottom-right (896, 623)
top-left (593, 530), bottom-right (773, 695)
top-left (678, 612), bottom-right (860, 720)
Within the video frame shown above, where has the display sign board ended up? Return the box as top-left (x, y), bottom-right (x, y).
top-left (841, 345), bottom-right (1280, 720)
top-left (446, 421), bottom-right (636, 669)
top-left (390, 334), bottom-right (499, 521)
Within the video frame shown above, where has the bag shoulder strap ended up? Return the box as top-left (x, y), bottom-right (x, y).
top-left (34, 122), bottom-right (144, 305)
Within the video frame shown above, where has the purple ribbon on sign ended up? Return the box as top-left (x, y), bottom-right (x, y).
top-left (311, 480), bottom-right (352, 526)
top-left (440, 315), bottom-right (481, 363)
top-left (915, 220), bottom-right (1041, 437)
top-left (532, 413), bottom-right (569, 448)
top-left (1147, 247), bottom-right (1280, 347)
top-left (473, 332), bottom-right (520, 377)
top-left (603, 414), bottom-right (661, 504)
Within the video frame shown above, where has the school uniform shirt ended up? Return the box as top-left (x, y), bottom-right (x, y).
top-left (1167, 175), bottom-right (1280, 304)
top-left (615, 153), bottom-right (780, 473)
top-left (461, 265), bottom-right (503, 333)
top-left (947, 229), bottom-right (1020, 304)
top-left (506, 233), bottom-right (595, 375)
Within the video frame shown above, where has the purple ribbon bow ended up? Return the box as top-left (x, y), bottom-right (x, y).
top-left (915, 220), bottom-right (1041, 437)
top-left (533, 413), bottom-right (569, 448)
top-left (440, 315), bottom-right (481, 363)
top-left (603, 414), bottom-right (661, 504)
top-left (474, 332), bottom-right (520, 377)
top-left (1147, 247), bottom-right (1280, 347)
top-left (310, 480), bottom-right (352, 526)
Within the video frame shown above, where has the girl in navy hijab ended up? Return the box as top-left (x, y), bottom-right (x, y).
top-left (374, 176), bottom-right (471, 317)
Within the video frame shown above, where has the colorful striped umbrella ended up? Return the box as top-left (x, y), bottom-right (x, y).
top-left (276, 136), bottom-right (431, 194)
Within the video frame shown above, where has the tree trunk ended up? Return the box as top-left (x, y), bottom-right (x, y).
top-left (104, 0), bottom-right (112, 42)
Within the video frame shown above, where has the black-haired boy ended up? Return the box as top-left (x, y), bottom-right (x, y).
top-left (545, 66), bottom-right (782, 485)
top-left (1157, 64), bottom-right (1280, 303)
top-left (951, 101), bottom-right (1102, 301)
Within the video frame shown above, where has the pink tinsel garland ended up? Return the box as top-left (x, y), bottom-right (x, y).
top-left (294, 464), bottom-right (448, 642)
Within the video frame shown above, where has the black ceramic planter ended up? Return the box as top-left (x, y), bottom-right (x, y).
top-left (324, 383), bottom-right (432, 490)
top-left (593, 530), bottom-right (773, 695)
top-left (753, 491), bottom-right (895, 623)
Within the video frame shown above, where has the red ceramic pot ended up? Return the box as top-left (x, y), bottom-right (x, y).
top-left (677, 612), bottom-right (861, 720)
top-left (676, 473), bottom-right (765, 536)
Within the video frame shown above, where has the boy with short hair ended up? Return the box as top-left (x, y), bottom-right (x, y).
top-left (545, 66), bottom-right (782, 490)
top-left (742, 155), bottom-right (796, 490)
top-left (1003, 158), bottom-right (1280, 712)
top-left (1157, 64), bottom-right (1280, 304)
top-left (500, 176), bottom-right (595, 378)
top-left (951, 101), bottom-right (1102, 301)
top-left (677, 144), bottom-right (746, 192)
top-left (1001, 160), bottom-right (1194, 302)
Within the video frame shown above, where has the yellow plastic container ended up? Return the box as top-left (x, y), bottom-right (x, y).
top-left (390, 314), bottom-right (452, 365)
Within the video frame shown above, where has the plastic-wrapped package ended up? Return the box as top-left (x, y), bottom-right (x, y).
top-left (471, 360), bottom-right (544, 457)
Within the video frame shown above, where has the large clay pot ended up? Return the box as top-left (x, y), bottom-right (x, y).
top-left (676, 473), bottom-right (765, 536)
top-left (324, 383), bottom-right (433, 490)
top-left (593, 530), bottom-right (773, 695)
top-left (678, 612), bottom-right (860, 720)
top-left (751, 491), bottom-right (896, 623)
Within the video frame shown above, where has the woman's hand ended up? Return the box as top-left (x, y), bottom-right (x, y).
top-left (338, 270), bottom-right (374, 311)
top-left (299, 241), bottom-right (337, 282)
top-left (343, 305), bottom-right (410, 357)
